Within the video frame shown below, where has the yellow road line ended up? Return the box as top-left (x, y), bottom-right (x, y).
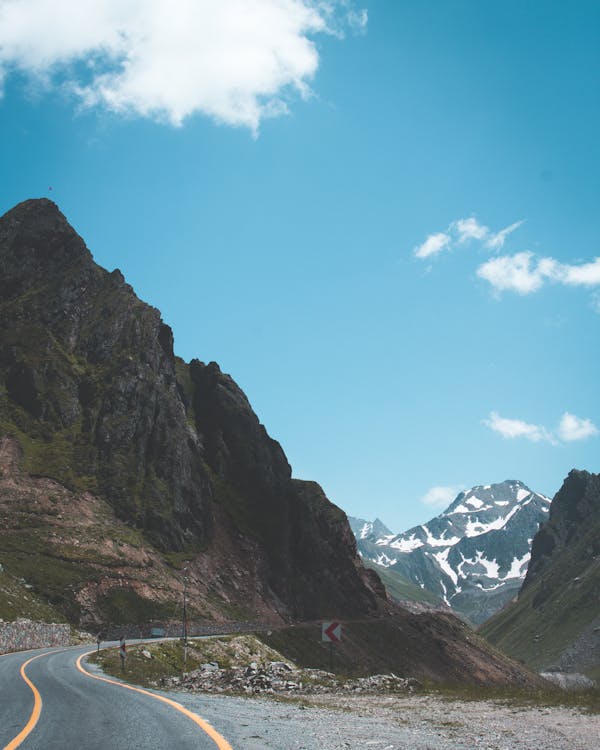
top-left (2, 651), bottom-right (48, 750)
top-left (76, 651), bottom-right (234, 750)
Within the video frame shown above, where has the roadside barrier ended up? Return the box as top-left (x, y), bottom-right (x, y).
top-left (0, 619), bottom-right (70, 654)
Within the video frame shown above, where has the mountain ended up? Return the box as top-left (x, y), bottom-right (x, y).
top-left (348, 516), bottom-right (393, 542)
top-left (0, 198), bottom-right (387, 627)
top-left (351, 481), bottom-right (551, 624)
top-left (0, 199), bottom-right (556, 690)
top-left (481, 470), bottom-right (600, 679)
top-left (348, 516), bottom-right (394, 561)
top-left (348, 516), bottom-right (444, 609)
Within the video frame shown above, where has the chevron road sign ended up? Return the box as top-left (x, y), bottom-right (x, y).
top-left (321, 621), bottom-right (342, 643)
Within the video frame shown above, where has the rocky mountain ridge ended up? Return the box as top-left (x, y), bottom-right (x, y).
top-left (481, 470), bottom-right (600, 678)
top-left (351, 481), bottom-right (551, 624)
top-left (0, 198), bottom-right (385, 626)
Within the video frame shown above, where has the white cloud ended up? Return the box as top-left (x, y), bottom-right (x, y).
top-left (484, 410), bottom-right (598, 445)
top-left (484, 411), bottom-right (554, 443)
top-left (560, 258), bottom-right (600, 286)
top-left (557, 412), bottom-right (599, 442)
top-left (453, 217), bottom-right (489, 243)
top-left (0, 0), bottom-right (365, 131)
top-left (413, 232), bottom-right (451, 259)
top-left (476, 252), bottom-right (556, 295)
top-left (485, 220), bottom-right (524, 249)
top-left (414, 216), bottom-right (523, 260)
top-left (415, 216), bottom-right (600, 309)
top-left (477, 252), bottom-right (600, 295)
top-left (421, 485), bottom-right (464, 508)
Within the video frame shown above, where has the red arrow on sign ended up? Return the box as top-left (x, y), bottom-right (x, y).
top-left (322, 621), bottom-right (342, 643)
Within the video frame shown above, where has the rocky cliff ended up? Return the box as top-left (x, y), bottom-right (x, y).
top-left (481, 470), bottom-right (600, 678)
top-left (0, 198), bottom-right (384, 626)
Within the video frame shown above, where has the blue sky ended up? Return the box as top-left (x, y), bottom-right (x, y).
top-left (1, 0), bottom-right (599, 532)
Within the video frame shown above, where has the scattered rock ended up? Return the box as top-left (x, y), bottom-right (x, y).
top-left (166, 661), bottom-right (417, 697)
top-left (540, 672), bottom-right (596, 691)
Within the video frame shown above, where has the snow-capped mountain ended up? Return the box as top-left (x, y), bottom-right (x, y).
top-left (351, 481), bottom-right (551, 624)
top-left (348, 517), bottom-right (393, 544)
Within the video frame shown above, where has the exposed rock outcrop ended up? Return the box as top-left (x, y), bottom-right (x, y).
top-left (0, 199), bottom-right (385, 625)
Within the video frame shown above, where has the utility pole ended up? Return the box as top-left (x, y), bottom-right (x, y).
top-left (182, 568), bottom-right (189, 675)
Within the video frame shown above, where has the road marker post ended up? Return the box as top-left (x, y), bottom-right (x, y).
top-left (321, 621), bottom-right (342, 674)
top-left (119, 636), bottom-right (126, 671)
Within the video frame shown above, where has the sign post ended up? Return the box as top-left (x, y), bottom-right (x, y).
top-left (119, 636), bottom-right (126, 671)
top-left (321, 621), bottom-right (342, 673)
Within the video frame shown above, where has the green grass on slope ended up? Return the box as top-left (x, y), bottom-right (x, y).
top-left (0, 567), bottom-right (63, 622)
top-left (89, 635), bottom-right (285, 687)
top-left (481, 547), bottom-right (600, 671)
top-left (363, 560), bottom-right (443, 606)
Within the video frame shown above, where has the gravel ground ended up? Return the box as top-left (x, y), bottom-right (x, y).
top-left (171, 690), bottom-right (600, 750)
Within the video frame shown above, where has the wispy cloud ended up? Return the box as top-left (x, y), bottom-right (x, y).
top-left (413, 232), bottom-right (451, 259)
top-left (484, 410), bottom-right (598, 445)
top-left (421, 485), bottom-right (464, 508)
top-left (414, 216), bottom-right (600, 310)
top-left (413, 216), bottom-right (523, 260)
top-left (484, 411), bottom-right (555, 443)
top-left (0, 0), bottom-right (366, 132)
top-left (485, 220), bottom-right (524, 249)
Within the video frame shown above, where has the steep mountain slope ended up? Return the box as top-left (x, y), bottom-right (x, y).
top-left (352, 482), bottom-right (551, 624)
top-left (361, 561), bottom-right (444, 609)
top-left (261, 614), bottom-right (548, 687)
top-left (0, 199), bottom-right (385, 626)
top-left (481, 470), bottom-right (600, 678)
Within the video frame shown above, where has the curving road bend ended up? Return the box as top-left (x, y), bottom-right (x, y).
top-left (0, 645), bottom-right (233, 750)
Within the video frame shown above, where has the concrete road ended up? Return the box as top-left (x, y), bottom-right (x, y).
top-left (0, 645), bottom-right (233, 750)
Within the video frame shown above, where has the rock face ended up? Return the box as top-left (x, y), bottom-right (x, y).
top-left (0, 199), bottom-right (384, 625)
top-left (351, 481), bottom-right (551, 624)
top-left (481, 470), bottom-right (600, 677)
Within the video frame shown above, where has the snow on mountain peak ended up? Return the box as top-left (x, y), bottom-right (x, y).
top-left (349, 479), bottom-right (553, 624)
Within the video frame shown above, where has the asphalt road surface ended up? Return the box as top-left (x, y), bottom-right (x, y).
top-left (0, 645), bottom-right (233, 750)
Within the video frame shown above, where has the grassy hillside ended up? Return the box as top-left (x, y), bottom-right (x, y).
top-left (362, 560), bottom-right (443, 606)
top-left (0, 567), bottom-right (63, 622)
top-left (480, 470), bottom-right (600, 676)
top-left (480, 545), bottom-right (600, 672)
